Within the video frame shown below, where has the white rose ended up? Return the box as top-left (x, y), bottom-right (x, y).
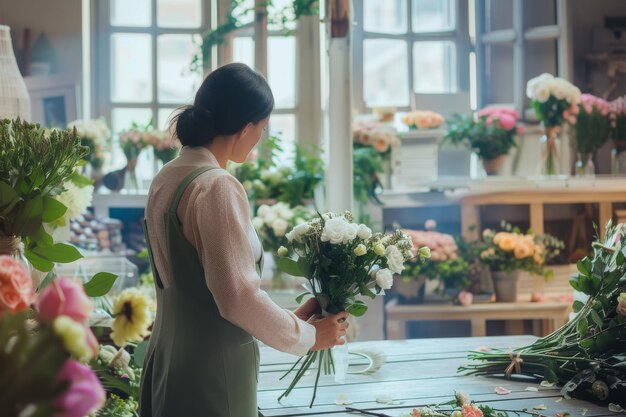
top-left (385, 245), bottom-right (405, 274)
top-left (272, 218), bottom-right (289, 237)
top-left (321, 217), bottom-right (356, 244)
top-left (535, 86), bottom-right (550, 103)
top-left (374, 244), bottom-right (385, 256)
top-left (357, 224), bottom-right (372, 240)
top-left (257, 204), bottom-right (271, 218)
top-left (252, 217), bottom-right (264, 230)
top-left (375, 268), bottom-right (394, 290)
top-left (278, 206), bottom-right (293, 220)
top-left (263, 210), bottom-right (277, 224)
top-left (294, 217), bottom-right (305, 225)
top-left (286, 222), bottom-right (310, 242)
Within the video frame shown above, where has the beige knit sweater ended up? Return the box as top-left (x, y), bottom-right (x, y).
top-left (145, 146), bottom-right (315, 356)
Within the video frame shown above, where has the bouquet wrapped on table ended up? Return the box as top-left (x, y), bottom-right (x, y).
top-left (275, 211), bottom-right (430, 406)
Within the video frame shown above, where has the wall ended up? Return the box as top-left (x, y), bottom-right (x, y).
top-left (0, 0), bottom-right (82, 77)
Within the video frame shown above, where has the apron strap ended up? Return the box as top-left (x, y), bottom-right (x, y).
top-left (167, 165), bottom-right (220, 214)
top-left (143, 218), bottom-right (165, 289)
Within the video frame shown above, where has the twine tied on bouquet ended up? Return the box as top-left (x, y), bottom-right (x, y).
top-left (505, 352), bottom-right (523, 378)
top-left (0, 235), bottom-right (20, 256)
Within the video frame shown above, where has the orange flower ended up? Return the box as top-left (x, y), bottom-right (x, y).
top-left (0, 256), bottom-right (34, 315)
top-left (461, 404), bottom-right (484, 417)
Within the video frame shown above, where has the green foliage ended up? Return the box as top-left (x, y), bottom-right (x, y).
top-left (574, 107), bottom-right (611, 157)
top-left (532, 96), bottom-right (570, 128)
top-left (353, 145), bottom-right (384, 206)
top-left (0, 118), bottom-right (89, 271)
top-left (83, 272), bottom-right (119, 297)
top-left (443, 114), bottom-right (516, 160)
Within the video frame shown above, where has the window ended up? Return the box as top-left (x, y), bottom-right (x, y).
top-left (353, 0), bottom-right (470, 114)
top-left (95, 0), bottom-right (204, 172)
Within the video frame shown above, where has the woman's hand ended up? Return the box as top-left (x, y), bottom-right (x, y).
top-left (308, 311), bottom-right (349, 351)
top-left (294, 297), bottom-right (321, 321)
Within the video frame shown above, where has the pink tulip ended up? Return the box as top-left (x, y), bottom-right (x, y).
top-left (54, 360), bottom-right (105, 417)
top-left (36, 277), bottom-right (92, 324)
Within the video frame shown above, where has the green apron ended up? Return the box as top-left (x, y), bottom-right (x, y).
top-left (139, 166), bottom-right (264, 417)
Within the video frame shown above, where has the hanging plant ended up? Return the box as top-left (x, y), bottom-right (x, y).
top-left (190, 0), bottom-right (319, 73)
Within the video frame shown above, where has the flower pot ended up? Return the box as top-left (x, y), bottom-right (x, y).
top-left (491, 270), bottom-right (520, 302)
top-left (482, 155), bottom-right (507, 176)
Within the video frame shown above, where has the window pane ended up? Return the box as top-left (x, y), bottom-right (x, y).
top-left (412, 0), bottom-right (455, 32)
top-left (269, 114), bottom-right (296, 165)
top-left (157, 0), bottom-right (201, 28)
top-left (524, 0), bottom-right (556, 27)
top-left (485, 44), bottom-right (514, 104)
top-left (268, 37), bottom-right (296, 109)
top-left (110, 108), bottom-right (154, 170)
top-left (111, 34), bottom-right (152, 103)
top-left (157, 34), bottom-right (202, 103)
top-left (268, 0), bottom-right (296, 31)
top-left (413, 41), bottom-right (456, 93)
top-left (363, 0), bottom-right (407, 34)
top-left (232, 0), bottom-right (254, 26)
top-left (363, 39), bottom-right (409, 107)
top-left (158, 108), bottom-right (177, 131)
top-left (232, 37), bottom-right (255, 67)
top-left (486, 0), bottom-right (513, 31)
top-left (111, 0), bottom-right (151, 27)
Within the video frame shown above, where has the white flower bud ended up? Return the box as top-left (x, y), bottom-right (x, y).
top-left (277, 246), bottom-right (288, 257)
top-left (354, 244), bottom-right (367, 256)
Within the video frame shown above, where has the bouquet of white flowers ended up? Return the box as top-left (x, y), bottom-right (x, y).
top-left (526, 73), bottom-right (581, 128)
top-left (67, 118), bottom-right (111, 169)
top-left (252, 202), bottom-right (315, 254)
top-left (276, 211), bottom-right (430, 406)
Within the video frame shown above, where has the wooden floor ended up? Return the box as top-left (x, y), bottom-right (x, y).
top-left (258, 336), bottom-right (620, 417)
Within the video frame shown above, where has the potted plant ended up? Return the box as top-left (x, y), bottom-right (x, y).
top-left (479, 222), bottom-right (564, 302)
top-left (444, 106), bottom-right (520, 175)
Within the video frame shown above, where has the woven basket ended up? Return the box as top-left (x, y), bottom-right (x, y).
top-left (0, 25), bottom-right (31, 120)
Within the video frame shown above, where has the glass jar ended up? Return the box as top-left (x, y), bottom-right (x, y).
top-left (539, 126), bottom-right (561, 176)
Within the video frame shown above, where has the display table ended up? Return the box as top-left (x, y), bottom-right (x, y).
top-left (258, 336), bottom-right (616, 417)
top-left (385, 298), bottom-right (572, 339)
top-left (258, 335), bottom-right (617, 416)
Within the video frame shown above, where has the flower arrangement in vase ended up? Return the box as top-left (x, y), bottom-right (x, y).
top-left (67, 118), bottom-right (111, 180)
top-left (276, 211), bottom-right (430, 406)
top-left (0, 118), bottom-right (89, 272)
top-left (609, 96), bottom-right (626, 175)
top-left (0, 262), bottom-right (106, 416)
top-left (144, 129), bottom-right (180, 168)
top-left (526, 73), bottom-right (582, 175)
top-left (479, 222), bottom-right (564, 302)
top-left (353, 120), bottom-right (400, 156)
top-left (117, 123), bottom-right (152, 191)
top-left (571, 94), bottom-right (610, 176)
top-left (444, 106), bottom-right (520, 175)
top-left (401, 110), bottom-right (445, 130)
top-left (401, 228), bottom-right (469, 304)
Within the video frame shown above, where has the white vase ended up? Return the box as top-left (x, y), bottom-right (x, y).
top-left (0, 25), bottom-right (31, 120)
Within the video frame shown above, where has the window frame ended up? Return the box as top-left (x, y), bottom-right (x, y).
top-left (352, 0), bottom-right (470, 113)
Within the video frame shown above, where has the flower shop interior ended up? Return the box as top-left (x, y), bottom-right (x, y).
top-left (2, 0), bottom-right (626, 416)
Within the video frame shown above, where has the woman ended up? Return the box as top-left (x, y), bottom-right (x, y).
top-left (139, 63), bottom-right (348, 417)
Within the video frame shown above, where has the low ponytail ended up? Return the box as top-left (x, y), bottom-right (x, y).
top-left (170, 105), bottom-right (219, 147)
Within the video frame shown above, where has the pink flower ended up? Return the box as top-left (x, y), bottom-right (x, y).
top-left (531, 292), bottom-right (545, 302)
top-left (462, 404), bottom-right (484, 417)
top-left (411, 409), bottom-right (421, 417)
top-left (497, 113), bottom-right (516, 131)
top-left (0, 256), bottom-right (34, 315)
top-left (458, 291), bottom-right (473, 306)
top-left (54, 360), bottom-right (105, 417)
top-left (36, 277), bottom-right (93, 324)
top-left (424, 219), bottom-right (437, 230)
top-left (475, 346), bottom-right (490, 352)
top-left (495, 387), bottom-right (511, 395)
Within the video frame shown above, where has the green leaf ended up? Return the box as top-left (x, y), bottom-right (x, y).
top-left (33, 243), bottom-right (82, 264)
top-left (0, 181), bottom-right (20, 214)
top-left (569, 278), bottom-right (580, 292)
top-left (13, 195), bottom-right (44, 236)
top-left (275, 257), bottom-right (305, 277)
top-left (590, 309), bottom-right (603, 329)
top-left (359, 283), bottom-right (376, 299)
top-left (577, 317), bottom-right (588, 337)
top-left (37, 270), bottom-right (57, 293)
top-left (544, 367), bottom-right (558, 383)
top-left (596, 332), bottom-right (614, 350)
top-left (577, 258), bottom-right (591, 276)
top-left (346, 303), bottom-right (368, 317)
top-left (295, 291), bottom-right (311, 304)
top-left (133, 341), bottom-right (149, 367)
top-left (297, 256), bottom-right (310, 277)
top-left (573, 300), bottom-right (584, 313)
top-left (83, 272), bottom-right (118, 297)
top-left (25, 250), bottom-right (54, 272)
top-left (67, 172), bottom-right (94, 187)
top-left (42, 196), bottom-right (67, 223)
top-left (580, 339), bottom-right (594, 349)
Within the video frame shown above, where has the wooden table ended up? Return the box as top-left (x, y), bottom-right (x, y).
top-left (385, 299), bottom-right (572, 339)
top-left (258, 336), bottom-right (619, 417)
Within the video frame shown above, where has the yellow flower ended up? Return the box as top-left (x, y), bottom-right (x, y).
top-left (498, 234), bottom-right (516, 252)
top-left (111, 288), bottom-right (152, 347)
top-left (374, 244), bottom-right (386, 256)
top-left (53, 315), bottom-right (93, 361)
top-left (514, 243), bottom-right (534, 259)
top-left (354, 244), bottom-right (367, 256)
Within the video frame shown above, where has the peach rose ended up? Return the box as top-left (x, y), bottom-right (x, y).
top-left (36, 277), bottom-right (93, 324)
top-left (0, 256), bottom-right (34, 315)
top-left (458, 291), bottom-right (473, 306)
top-left (461, 404), bottom-right (483, 417)
top-left (499, 235), bottom-right (516, 252)
top-left (514, 243), bottom-right (533, 259)
top-left (373, 137), bottom-right (390, 153)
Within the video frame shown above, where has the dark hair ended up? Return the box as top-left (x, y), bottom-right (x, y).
top-left (171, 63), bottom-right (274, 147)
